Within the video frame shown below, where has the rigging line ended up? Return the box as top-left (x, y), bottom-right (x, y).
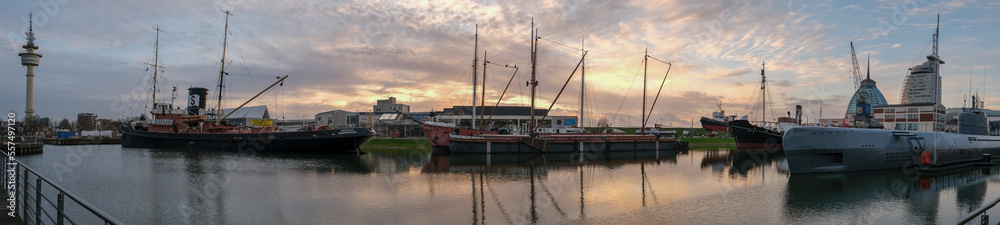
top-left (744, 78), bottom-right (760, 120)
top-left (643, 62), bottom-right (672, 126)
top-left (539, 179), bottom-right (568, 218)
top-left (485, 175), bottom-right (515, 225)
top-left (767, 84), bottom-right (778, 123)
top-left (538, 37), bottom-right (583, 53)
top-left (436, 64), bottom-right (474, 110)
top-left (611, 58), bottom-right (645, 124)
top-left (586, 81), bottom-right (600, 126)
top-left (476, 25), bottom-right (531, 65)
top-left (229, 31), bottom-right (260, 100)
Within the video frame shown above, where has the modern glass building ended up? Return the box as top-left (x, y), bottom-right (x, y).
top-left (845, 76), bottom-right (888, 115)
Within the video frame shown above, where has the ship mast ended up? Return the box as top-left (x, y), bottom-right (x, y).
top-left (761, 61), bottom-right (766, 125)
top-left (146, 25), bottom-right (165, 113)
top-left (215, 10), bottom-right (232, 125)
top-left (481, 50), bottom-right (487, 130)
top-left (472, 24), bottom-right (478, 130)
top-left (529, 19), bottom-right (538, 133)
top-left (642, 48), bottom-right (647, 132)
top-left (580, 38), bottom-right (585, 128)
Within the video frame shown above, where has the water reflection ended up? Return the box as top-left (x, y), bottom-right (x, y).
top-left (39, 145), bottom-right (1000, 224)
top-left (421, 150), bottom-right (688, 224)
top-left (784, 166), bottom-right (1000, 224)
top-left (700, 148), bottom-right (786, 178)
top-left (426, 150), bottom-right (687, 174)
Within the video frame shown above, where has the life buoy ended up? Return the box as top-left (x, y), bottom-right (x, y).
top-left (920, 152), bottom-right (931, 165)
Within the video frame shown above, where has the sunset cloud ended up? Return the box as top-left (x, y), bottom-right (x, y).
top-left (0, 0), bottom-right (997, 126)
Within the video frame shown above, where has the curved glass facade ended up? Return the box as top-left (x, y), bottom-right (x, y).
top-left (846, 79), bottom-right (888, 115)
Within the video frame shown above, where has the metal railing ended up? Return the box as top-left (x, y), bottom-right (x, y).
top-left (0, 150), bottom-right (123, 225)
top-left (957, 195), bottom-right (1000, 224)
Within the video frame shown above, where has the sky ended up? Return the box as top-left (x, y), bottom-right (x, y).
top-left (1, 0), bottom-right (998, 127)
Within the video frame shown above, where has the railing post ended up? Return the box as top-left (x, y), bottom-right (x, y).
top-left (57, 192), bottom-right (64, 225)
top-left (982, 214), bottom-right (988, 225)
top-left (20, 170), bottom-right (25, 222)
top-left (35, 178), bottom-right (41, 225)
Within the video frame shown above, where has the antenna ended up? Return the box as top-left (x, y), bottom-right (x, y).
top-left (25, 12), bottom-right (36, 46)
top-left (970, 68), bottom-right (973, 109)
top-left (932, 14), bottom-right (939, 58)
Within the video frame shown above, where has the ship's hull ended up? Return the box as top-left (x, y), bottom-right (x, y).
top-left (783, 127), bottom-right (1000, 174)
top-left (700, 117), bottom-right (730, 132)
top-left (728, 120), bottom-right (783, 149)
top-left (121, 125), bottom-right (377, 154)
top-left (419, 123), bottom-right (495, 153)
top-left (449, 133), bottom-right (686, 154)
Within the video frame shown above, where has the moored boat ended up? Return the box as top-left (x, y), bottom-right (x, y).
top-left (699, 103), bottom-right (735, 134)
top-left (419, 121), bottom-right (494, 150)
top-left (121, 11), bottom-right (376, 153)
top-left (729, 62), bottom-right (797, 150)
top-left (448, 22), bottom-right (686, 153)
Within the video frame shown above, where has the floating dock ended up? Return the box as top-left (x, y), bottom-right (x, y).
top-left (42, 138), bottom-right (121, 145)
top-left (2, 142), bottom-right (42, 155)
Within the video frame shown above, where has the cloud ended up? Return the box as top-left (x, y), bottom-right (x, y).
top-left (0, 0), bottom-right (996, 124)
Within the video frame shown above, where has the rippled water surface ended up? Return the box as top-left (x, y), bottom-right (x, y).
top-left (16, 145), bottom-right (1000, 224)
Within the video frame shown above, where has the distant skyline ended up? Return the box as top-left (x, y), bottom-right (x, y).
top-left (1, 0), bottom-right (998, 127)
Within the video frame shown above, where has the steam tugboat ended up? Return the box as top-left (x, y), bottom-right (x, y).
top-left (121, 11), bottom-right (375, 153)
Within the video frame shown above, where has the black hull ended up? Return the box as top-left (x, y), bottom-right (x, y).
top-left (121, 125), bottom-right (377, 154)
top-left (728, 120), bottom-right (783, 150)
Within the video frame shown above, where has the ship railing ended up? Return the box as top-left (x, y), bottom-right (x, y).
top-left (0, 150), bottom-right (123, 225)
top-left (957, 195), bottom-right (1000, 224)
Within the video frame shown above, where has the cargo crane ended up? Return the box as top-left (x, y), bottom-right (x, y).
top-left (850, 41), bottom-right (862, 90)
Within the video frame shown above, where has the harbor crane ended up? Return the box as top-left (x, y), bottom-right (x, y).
top-left (850, 41), bottom-right (862, 90)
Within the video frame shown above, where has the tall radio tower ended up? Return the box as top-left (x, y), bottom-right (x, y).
top-left (18, 13), bottom-right (43, 121)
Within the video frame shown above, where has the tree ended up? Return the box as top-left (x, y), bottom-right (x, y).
top-left (57, 118), bottom-right (71, 129)
top-left (597, 117), bottom-right (611, 127)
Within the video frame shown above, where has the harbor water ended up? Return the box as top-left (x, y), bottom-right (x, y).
top-left (16, 145), bottom-right (1000, 224)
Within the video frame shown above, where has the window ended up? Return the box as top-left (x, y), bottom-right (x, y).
top-left (907, 114), bottom-right (919, 119)
top-left (886, 108), bottom-right (895, 113)
top-left (907, 108), bottom-right (918, 112)
top-left (884, 115), bottom-right (894, 120)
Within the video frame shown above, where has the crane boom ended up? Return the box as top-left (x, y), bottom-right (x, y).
top-left (850, 41), bottom-right (862, 90)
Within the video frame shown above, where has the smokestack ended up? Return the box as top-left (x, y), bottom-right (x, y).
top-left (795, 105), bottom-right (803, 125)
